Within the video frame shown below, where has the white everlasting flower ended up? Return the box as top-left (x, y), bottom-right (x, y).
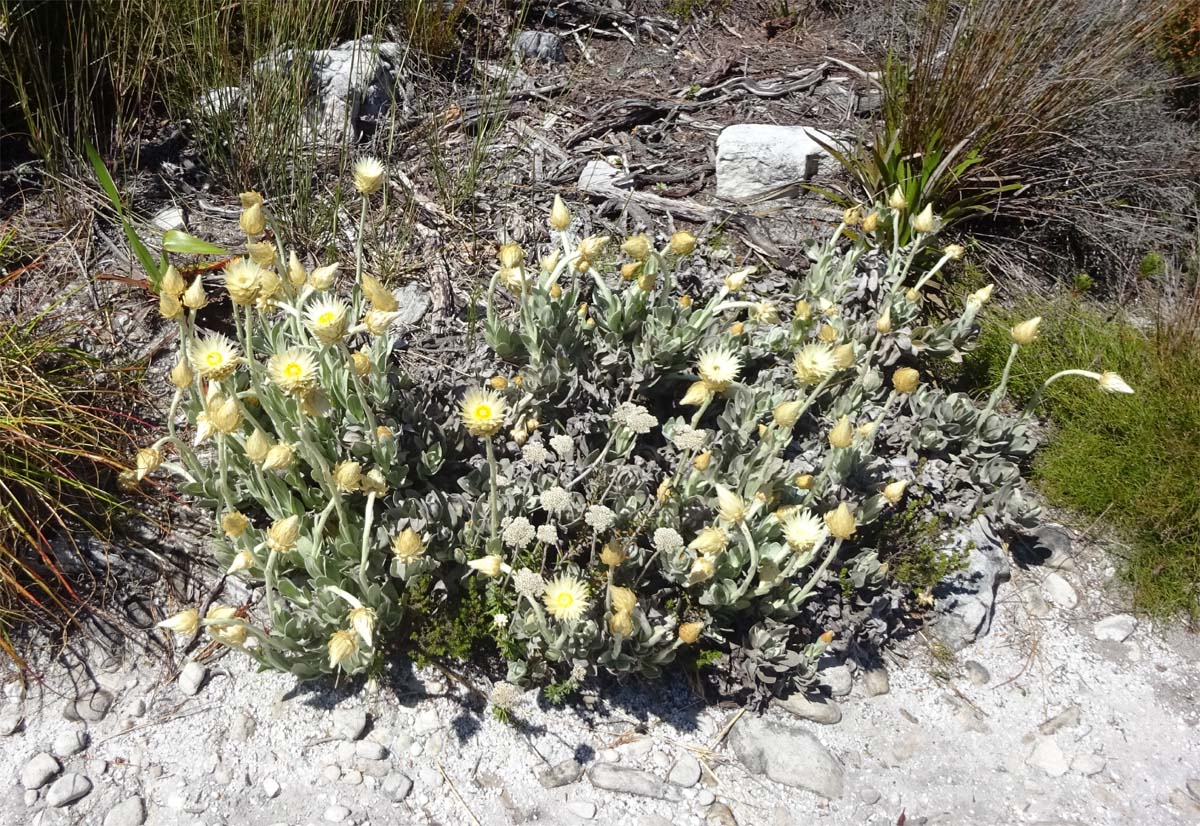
top-left (1098, 372), bottom-right (1134, 394)
top-left (540, 485), bottom-right (571, 514)
top-left (493, 613), bottom-right (509, 629)
top-left (584, 505), bottom-right (616, 533)
top-left (522, 440), bottom-right (552, 465)
top-left (652, 527), bottom-right (684, 554)
top-left (613, 402), bottom-right (658, 434)
top-left (671, 425), bottom-right (708, 452)
top-left (570, 663), bottom-right (587, 683)
top-left (781, 509), bottom-right (827, 553)
top-left (512, 568), bottom-right (545, 598)
top-left (536, 524), bottom-right (559, 545)
top-left (793, 343), bottom-right (839, 386)
top-left (696, 346), bottom-right (742, 392)
top-left (353, 156), bottom-right (386, 195)
top-left (502, 516), bottom-right (536, 550)
top-left (549, 434), bottom-right (574, 460)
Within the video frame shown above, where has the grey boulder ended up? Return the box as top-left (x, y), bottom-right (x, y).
top-left (728, 713), bottom-right (845, 799)
top-left (715, 124), bottom-right (837, 202)
top-left (933, 516), bottom-right (1011, 650)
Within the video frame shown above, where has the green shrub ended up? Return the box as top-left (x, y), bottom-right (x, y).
top-left (965, 298), bottom-right (1200, 619)
top-left (142, 165), bottom-right (1124, 702)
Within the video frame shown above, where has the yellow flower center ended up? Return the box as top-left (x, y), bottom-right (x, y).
top-left (474, 404), bottom-right (492, 419)
top-left (318, 311), bottom-right (336, 325)
top-left (284, 362), bottom-right (303, 379)
top-left (556, 592), bottom-right (574, 608)
top-left (206, 351), bottom-right (223, 366)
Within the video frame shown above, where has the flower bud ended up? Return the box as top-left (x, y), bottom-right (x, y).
top-left (692, 450), bottom-right (712, 471)
top-left (206, 602), bottom-right (246, 648)
top-left (944, 243), bottom-right (965, 260)
top-left (794, 299), bottom-right (812, 321)
top-left (262, 443), bottom-right (295, 473)
top-left (610, 586), bottom-right (638, 615)
top-left (609, 610), bottom-right (634, 637)
top-left (724, 266), bottom-right (754, 292)
top-left (309, 263), bottom-right (338, 291)
top-left (241, 433), bottom-right (271, 469)
top-left (361, 274), bottom-right (397, 311)
top-left (967, 283), bottom-right (994, 308)
top-left (681, 380), bottom-right (714, 407)
top-left (328, 629), bottom-right (358, 669)
top-left (679, 295), bottom-right (693, 308)
top-left (266, 515), bottom-right (301, 552)
top-left (549, 195), bottom-right (571, 230)
top-left (489, 375), bottom-right (508, 390)
top-left (728, 321), bottom-right (745, 337)
top-left (525, 417), bottom-right (540, 433)
top-left (498, 243), bottom-right (524, 270)
top-left (678, 621), bottom-right (704, 644)
top-left (157, 608), bottom-right (200, 636)
top-left (824, 503), bottom-right (857, 539)
top-left (906, 288), bottom-right (921, 303)
top-left (773, 399), bottom-right (804, 428)
top-left (333, 460), bottom-right (362, 492)
top-left (159, 292), bottom-right (184, 320)
top-left (348, 606), bottom-right (376, 647)
top-left (687, 556), bottom-right (716, 585)
top-left (240, 202), bottom-right (265, 236)
top-left (467, 555), bottom-right (503, 577)
top-left (361, 468), bottom-right (388, 496)
top-left (833, 344), bottom-right (855, 369)
top-left (221, 511), bottom-right (250, 539)
top-left (714, 485), bottom-right (746, 523)
top-left (861, 211), bottom-right (880, 233)
top-left (856, 421), bottom-right (877, 438)
top-left (688, 526), bottom-right (729, 556)
top-left (888, 187), bottom-right (907, 210)
top-left (392, 528), bottom-right (425, 560)
top-left (510, 426), bottom-right (528, 446)
top-left (1010, 316), bottom-right (1042, 346)
top-left (892, 367), bottom-right (920, 394)
top-left (912, 204), bottom-right (937, 234)
top-left (549, 283), bottom-right (563, 299)
top-left (247, 240), bottom-right (276, 268)
top-left (211, 396), bottom-right (241, 434)
top-left (876, 306), bottom-right (892, 334)
top-left (288, 251), bottom-right (307, 289)
top-left (182, 276), bottom-right (208, 310)
top-left (227, 549), bottom-right (254, 574)
top-left (600, 540), bottom-right (627, 567)
top-left (668, 231), bottom-right (696, 257)
top-left (162, 265), bottom-right (186, 297)
top-left (578, 235), bottom-right (610, 261)
top-left (364, 309), bottom-right (398, 336)
top-left (828, 415), bottom-right (853, 449)
top-left (170, 357), bottom-right (193, 389)
top-left (637, 270), bottom-right (656, 292)
top-left (842, 205), bottom-right (862, 226)
top-left (819, 629), bottom-right (835, 644)
top-left (1098, 372), bottom-right (1134, 394)
top-left (620, 261), bottom-right (642, 281)
top-left (621, 235), bottom-right (652, 260)
top-left (135, 447), bottom-right (162, 481)
top-left (351, 352), bottom-right (371, 376)
top-left (882, 480), bottom-right (909, 504)
top-left (793, 473), bottom-right (813, 490)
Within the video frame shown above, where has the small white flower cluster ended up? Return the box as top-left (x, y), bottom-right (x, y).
top-left (671, 424), bottom-right (708, 452)
top-left (502, 516), bottom-right (536, 550)
top-left (512, 567), bottom-right (545, 598)
top-left (489, 681), bottom-right (522, 709)
top-left (521, 440), bottom-right (552, 465)
top-left (550, 434), bottom-right (574, 460)
top-left (539, 485), bottom-right (571, 514)
top-left (584, 504), bottom-right (616, 533)
top-left (652, 527), bottom-right (684, 553)
top-left (536, 524), bottom-right (559, 545)
top-left (613, 402), bottom-right (658, 434)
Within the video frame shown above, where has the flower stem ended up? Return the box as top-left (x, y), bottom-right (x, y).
top-left (732, 521), bottom-right (760, 602)
top-left (359, 491), bottom-right (377, 583)
top-left (485, 438), bottom-right (500, 541)
top-left (978, 343), bottom-right (1020, 432)
top-left (794, 538), bottom-right (845, 605)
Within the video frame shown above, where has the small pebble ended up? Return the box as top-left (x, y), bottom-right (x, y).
top-left (322, 764), bottom-right (341, 782)
top-left (568, 799), bottom-right (597, 819)
top-left (342, 769), bottom-right (363, 786)
top-left (178, 662), bottom-right (207, 697)
top-left (355, 740), bottom-right (387, 760)
top-left (964, 661), bottom-right (991, 686)
top-left (323, 804), bottom-right (351, 823)
top-left (262, 778), bottom-right (281, 798)
top-left (53, 729), bottom-right (88, 758)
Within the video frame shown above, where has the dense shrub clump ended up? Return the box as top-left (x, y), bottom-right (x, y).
top-left (141, 163), bottom-right (1136, 702)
